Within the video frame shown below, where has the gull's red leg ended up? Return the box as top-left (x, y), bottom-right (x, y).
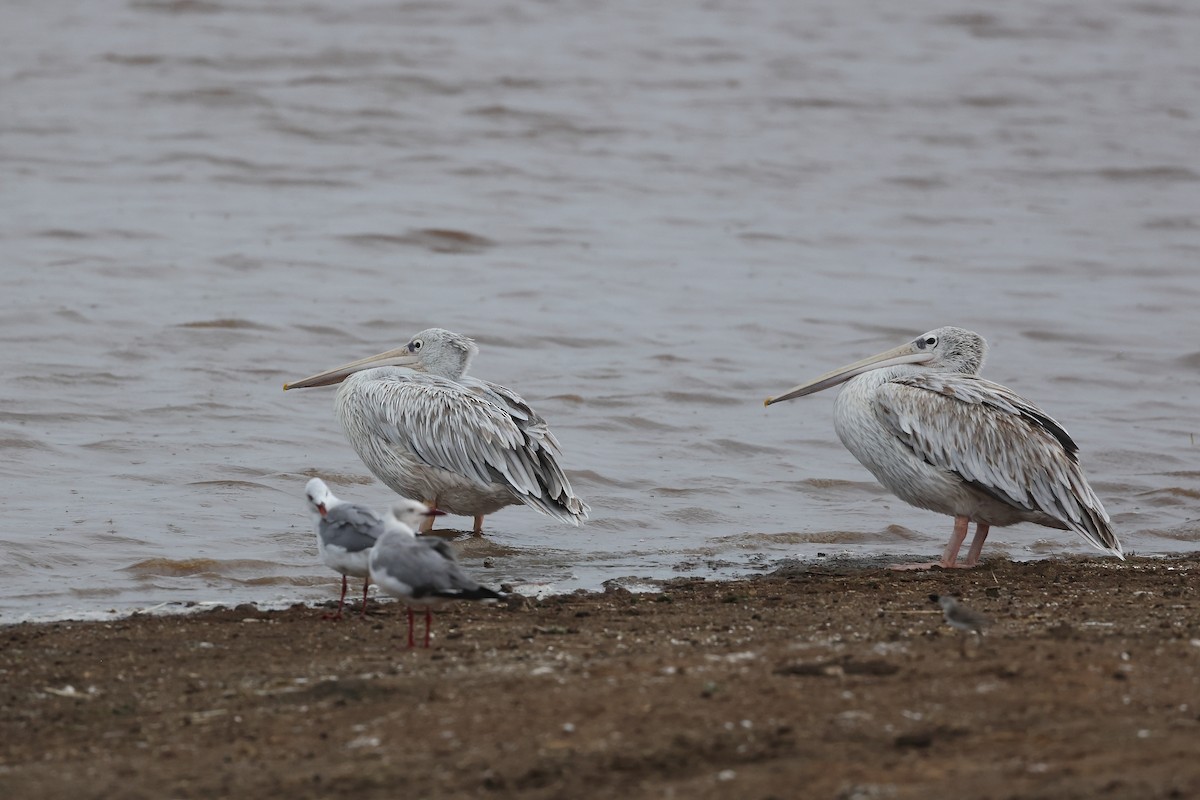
top-left (323, 575), bottom-right (349, 620)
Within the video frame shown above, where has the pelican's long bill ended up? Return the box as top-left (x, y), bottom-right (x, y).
top-left (284, 347), bottom-right (420, 390)
top-left (764, 341), bottom-right (935, 406)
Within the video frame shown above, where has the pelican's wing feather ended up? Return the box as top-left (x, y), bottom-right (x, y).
top-left (876, 374), bottom-right (1120, 556)
top-left (463, 377), bottom-right (571, 501)
top-left (461, 377), bottom-right (565, 456)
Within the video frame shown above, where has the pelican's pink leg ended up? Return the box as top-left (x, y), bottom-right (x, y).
top-left (323, 575), bottom-right (349, 620)
top-left (406, 608), bottom-right (416, 648)
top-left (472, 515), bottom-right (485, 536)
top-left (420, 499), bottom-right (438, 533)
top-left (939, 516), bottom-right (971, 567)
top-left (890, 516), bottom-right (974, 570)
top-left (963, 523), bottom-right (991, 567)
top-left (424, 609), bottom-right (433, 649)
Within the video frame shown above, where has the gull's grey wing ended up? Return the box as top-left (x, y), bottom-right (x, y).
top-left (372, 537), bottom-right (502, 601)
top-left (319, 503), bottom-right (384, 553)
top-left (874, 373), bottom-right (1118, 555)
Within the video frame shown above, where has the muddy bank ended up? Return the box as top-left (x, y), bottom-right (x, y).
top-left (3, 556), bottom-right (1199, 800)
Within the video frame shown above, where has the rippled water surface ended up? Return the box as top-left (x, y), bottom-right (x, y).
top-left (4, 0), bottom-right (1199, 621)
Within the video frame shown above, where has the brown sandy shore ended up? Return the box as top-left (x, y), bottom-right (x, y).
top-left (3, 556), bottom-right (1199, 800)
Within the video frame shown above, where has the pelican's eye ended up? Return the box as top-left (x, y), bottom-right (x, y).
top-left (924, 336), bottom-right (937, 347)
top-left (409, 339), bottom-right (423, 352)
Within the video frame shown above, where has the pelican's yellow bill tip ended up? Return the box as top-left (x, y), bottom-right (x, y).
top-left (283, 383), bottom-right (291, 391)
top-left (763, 397), bottom-right (773, 407)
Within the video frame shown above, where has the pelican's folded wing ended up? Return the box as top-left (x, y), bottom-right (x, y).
top-left (461, 377), bottom-right (565, 456)
top-left (874, 373), bottom-right (1119, 555)
top-left (353, 373), bottom-right (588, 523)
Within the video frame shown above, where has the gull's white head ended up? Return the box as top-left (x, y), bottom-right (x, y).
top-left (383, 498), bottom-right (445, 535)
top-left (304, 478), bottom-right (336, 518)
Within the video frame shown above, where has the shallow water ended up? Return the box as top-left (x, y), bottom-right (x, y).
top-left (3, 0), bottom-right (1198, 622)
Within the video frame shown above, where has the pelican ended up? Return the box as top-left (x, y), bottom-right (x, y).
top-left (370, 499), bottom-right (504, 648)
top-left (285, 328), bottom-right (589, 534)
top-left (764, 326), bottom-right (1123, 568)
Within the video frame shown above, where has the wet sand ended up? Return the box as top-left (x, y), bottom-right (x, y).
top-left (3, 556), bottom-right (1199, 799)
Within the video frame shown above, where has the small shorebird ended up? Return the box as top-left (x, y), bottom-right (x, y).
top-left (930, 593), bottom-right (990, 656)
top-left (765, 326), bottom-right (1122, 569)
top-left (304, 477), bottom-right (384, 620)
top-left (286, 328), bottom-right (589, 534)
top-left (370, 499), bottom-right (504, 648)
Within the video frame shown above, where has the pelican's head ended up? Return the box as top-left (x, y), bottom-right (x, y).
top-left (283, 327), bottom-right (478, 390)
top-left (305, 477), bottom-right (336, 518)
top-left (924, 326), bottom-right (986, 374)
top-left (403, 328), bottom-right (478, 380)
top-left (764, 326), bottom-right (987, 406)
top-left (383, 498), bottom-right (446, 534)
